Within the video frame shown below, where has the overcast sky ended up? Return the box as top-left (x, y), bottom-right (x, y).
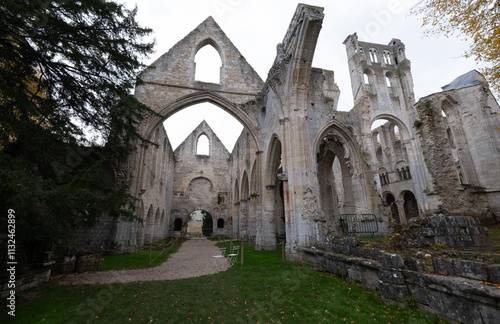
top-left (122, 0), bottom-right (479, 151)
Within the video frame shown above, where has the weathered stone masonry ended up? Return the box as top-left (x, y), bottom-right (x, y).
top-left (299, 237), bottom-right (500, 324)
top-left (86, 4), bottom-right (499, 259)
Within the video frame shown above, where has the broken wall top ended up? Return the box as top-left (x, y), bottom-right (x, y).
top-left (137, 16), bottom-right (264, 104)
top-left (174, 119), bottom-right (231, 159)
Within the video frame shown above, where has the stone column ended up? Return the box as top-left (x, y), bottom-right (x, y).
top-left (239, 199), bottom-right (248, 240)
top-left (257, 185), bottom-right (277, 251)
top-left (395, 200), bottom-right (407, 224)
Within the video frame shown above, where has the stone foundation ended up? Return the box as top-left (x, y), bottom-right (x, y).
top-left (298, 238), bottom-right (500, 324)
top-left (402, 215), bottom-right (491, 249)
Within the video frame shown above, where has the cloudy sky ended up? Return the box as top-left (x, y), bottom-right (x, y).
top-left (122, 0), bottom-right (479, 151)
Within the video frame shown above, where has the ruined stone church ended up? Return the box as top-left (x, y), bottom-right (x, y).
top-left (79, 4), bottom-right (500, 258)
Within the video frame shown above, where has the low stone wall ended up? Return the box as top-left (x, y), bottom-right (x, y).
top-left (0, 263), bottom-right (53, 299)
top-left (298, 238), bottom-right (500, 324)
top-left (53, 254), bottom-right (97, 274)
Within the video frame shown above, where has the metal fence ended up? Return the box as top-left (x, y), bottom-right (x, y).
top-left (339, 214), bottom-right (378, 237)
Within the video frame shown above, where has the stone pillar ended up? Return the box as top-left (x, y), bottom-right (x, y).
top-left (248, 193), bottom-right (258, 245)
top-left (257, 185), bottom-right (277, 251)
top-left (232, 202), bottom-right (239, 238)
top-left (395, 200), bottom-right (407, 224)
top-left (239, 199), bottom-right (248, 240)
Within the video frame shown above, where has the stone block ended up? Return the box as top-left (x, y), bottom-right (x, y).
top-left (487, 264), bottom-right (500, 283)
top-left (379, 282), bottom-right (409, 302)
top-left (425, 289), bottom-right (481, 324)
top-left (478, 304), bottom-right (500, 324)
top-left (406, 259), bottom-right (428, 273)
top-left (379, 269), bottom-right (405, 285)
top-left (453, 259), bottom-right (487, 281)
top-left (433, 257), bottom-right (454, 275)
top-left (347, 267), bottom-right (362, 283)
top-left (345, 237), bottom-right (357, 247)
top-left (380, 252), bottom-right (404, 270)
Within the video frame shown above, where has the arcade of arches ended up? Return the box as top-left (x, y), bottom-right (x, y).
top-left (82, 4), bottom-right (500, 257)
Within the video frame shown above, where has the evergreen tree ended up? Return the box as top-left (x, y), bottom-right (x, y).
top-left (0, 0), bottom-right (155, 265)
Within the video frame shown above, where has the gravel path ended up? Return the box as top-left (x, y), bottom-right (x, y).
top-left (57, 239), bottom-right (230, 286)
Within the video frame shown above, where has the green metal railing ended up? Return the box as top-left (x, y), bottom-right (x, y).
top-left (340, 214), bottom-right (378, 237)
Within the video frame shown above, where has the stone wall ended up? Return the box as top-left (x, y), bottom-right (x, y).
top-left (414, 83), bottom-right (500, 219)
top-left (229, 127), bottom-right (260, 243)
top-left (72, 215), bottom-right (116, 253)
top-left (170, 120), bottom-right (232, 237)
top-left (298, 237), bottom-right (500, 323)
top-left (107, 3), bottom-right (500, 257)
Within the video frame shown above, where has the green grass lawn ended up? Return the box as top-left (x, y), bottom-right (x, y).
top-left (98, 238), bottom-right (183, 271)
top-left (357, 236), bottom-right (388, 244)
top-left (1, 242), bottom-right (446, 323)
top-left (488, 224), bottom-right (500, 249)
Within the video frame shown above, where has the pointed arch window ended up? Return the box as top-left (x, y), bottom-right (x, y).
top-left (383, 50), bottom-right (392, 65)
top-left (197, 134), bottom-right (210, 155)
top-left (364, 73), bottom-right (370, 85)
top-left (369, 48), bottom-right (378, 63)
top-left (194, 44), bottom-right (222, 83)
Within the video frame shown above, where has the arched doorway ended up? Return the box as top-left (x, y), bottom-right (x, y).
top-left (174, 218), bottom-right (183, 231)
top-left (385, 193), bottom-right (400, 224)
top-left (187, 210), bottom-right (213, 237)
top-left (266, 136), bottom-right (285, 241)
top-left (317, 135), bottom-right (356, 230)
top-left (402, 191), bottom-right (420, 221)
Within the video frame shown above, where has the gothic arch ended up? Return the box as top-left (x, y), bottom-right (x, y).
top-left (193, 37), bottom-right (225, 84)
top-left (196, 133), bottom-right (210, 155)
top-left (188, 176), bottom-right (213, 191)
top-left (383, 191), bottom-right (401, 224)
top-left (315, 122), bottom-right (370, 226)
top-left (194, 37), bottom-right (226, 66)
top-left (241, 171), bottom-right (249, 202)
top-left (263, 135), bottom-right (285, 241)
top-left (399, 190), bottom-right (420, 221)
top-left (370, 115), bottom-right (411, 141)
top-left (238, 171), bottom-right (250, 240)
top-left (265, 135), bottom-right (283, 184)
top-left (144, 92), bottom-right (259, 147)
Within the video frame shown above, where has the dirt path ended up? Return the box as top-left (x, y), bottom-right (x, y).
top-left (57, 239), bottom-right (230, 286)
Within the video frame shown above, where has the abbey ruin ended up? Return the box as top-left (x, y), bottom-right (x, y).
top-left (78, 4), bottom-right (500, 257)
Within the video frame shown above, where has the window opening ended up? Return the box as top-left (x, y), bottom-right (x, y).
top-left (364, 73), bottom-right (370, 85)
top-left (195, 44), bottom-right (221, 83)
top-left (379, 169), bottom-right (389, 185)
top-left (383, 51), bottom-right (392, 64)
top-left (385, 76), bottom-right (391, 88)
top-left (197, 134), bottom-right (209, 155)
top-left (393, 125), bottom-right (400, 140)
top-left (369, 49), bottom-right (378, 63)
